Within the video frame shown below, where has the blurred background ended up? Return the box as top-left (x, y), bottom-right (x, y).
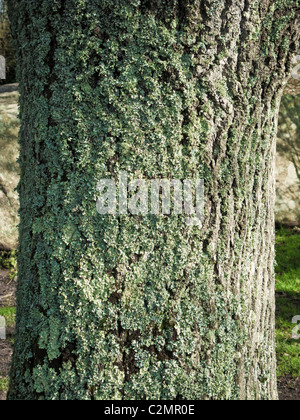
top-left (0, 0), bottom-right (15, 85)
top-left (0, 0), bottom-right (299, 400)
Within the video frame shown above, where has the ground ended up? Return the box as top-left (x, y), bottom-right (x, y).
top-left (275, 227), bottom-right (300, 400)
top-left (0, 269), bottom-right (15, 401)
top-left (0, 228), bottom-right (299, 400)
top-left (0, 83), bottom-right (19, 251)
top-left (278, 375), bottom-right (300, 401)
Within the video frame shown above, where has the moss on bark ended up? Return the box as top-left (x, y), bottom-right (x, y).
top-left (7, 0), bottom-right (299, 400)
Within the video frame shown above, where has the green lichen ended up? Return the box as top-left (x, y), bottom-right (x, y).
top-left (7, 0), bottom-right (299, 401)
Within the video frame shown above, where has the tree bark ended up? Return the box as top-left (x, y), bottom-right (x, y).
top-left (7, 0), bottom-right (299, 400)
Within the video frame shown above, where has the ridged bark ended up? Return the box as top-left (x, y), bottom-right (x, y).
top-left (7, 0), bottom-right (299, 400)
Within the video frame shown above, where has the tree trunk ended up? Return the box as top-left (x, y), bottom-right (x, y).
top-left (7, 0), bottom-right (299, 400)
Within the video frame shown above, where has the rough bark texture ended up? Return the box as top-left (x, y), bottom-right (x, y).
top-left (7, 0), bottom-right (299, 400)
